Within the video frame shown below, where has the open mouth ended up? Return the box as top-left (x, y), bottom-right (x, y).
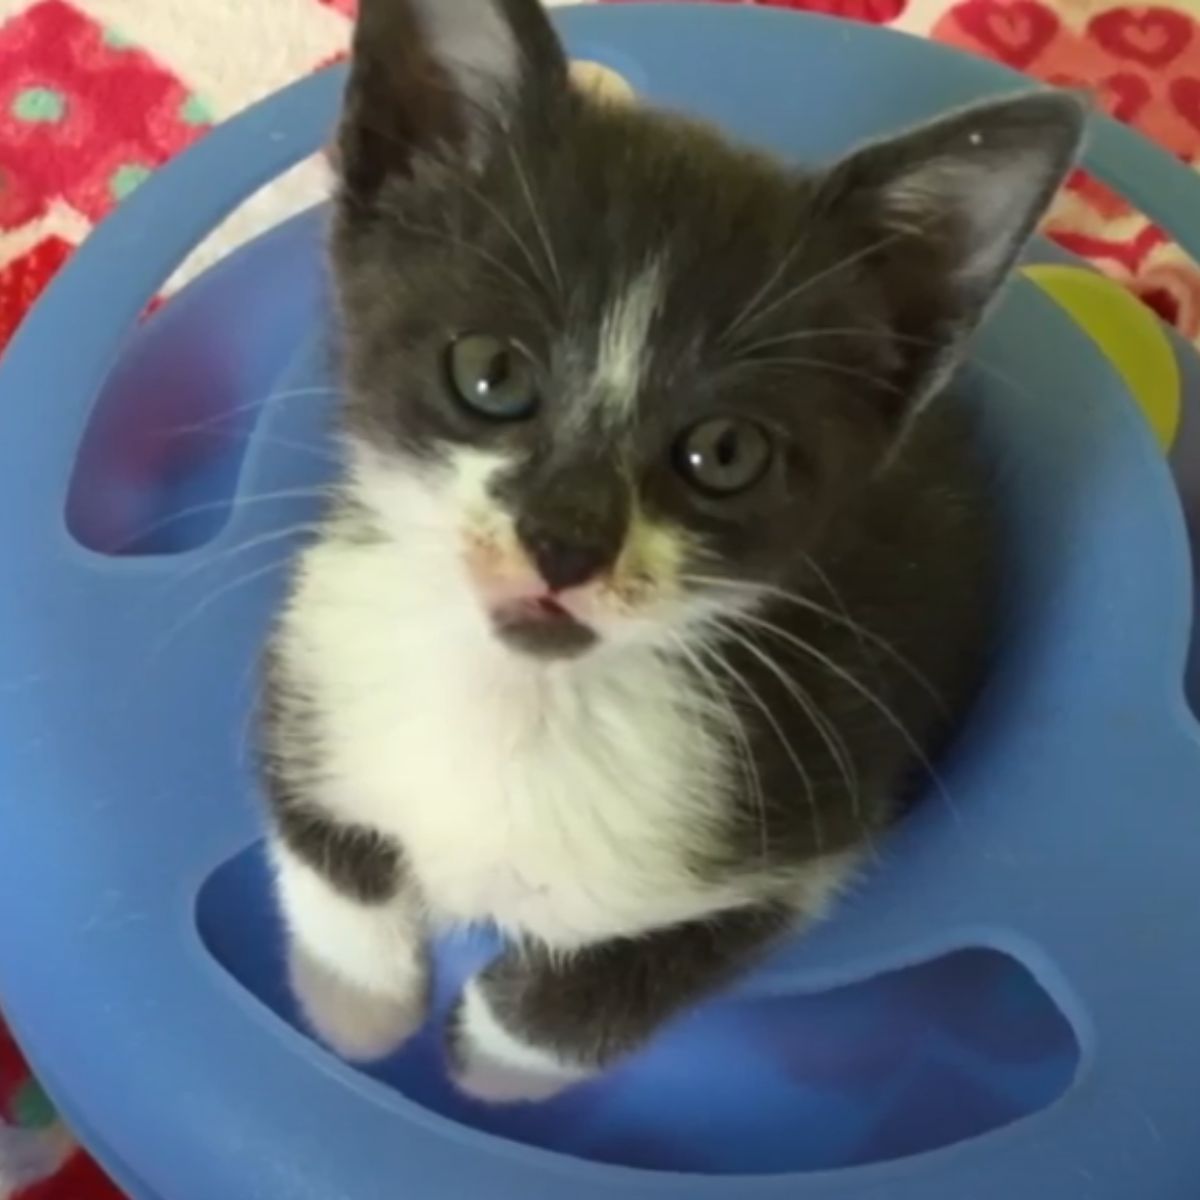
top-left (491, 596), bottom-right (598, 660)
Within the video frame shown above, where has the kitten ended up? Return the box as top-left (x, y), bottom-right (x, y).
top-left (261, 0), bottom-right (1085, 1103)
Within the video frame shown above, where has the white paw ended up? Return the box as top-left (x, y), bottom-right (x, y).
top-left (290, 944), bottom-right (426, 1063)
top-left (452, 1051), bottom-right (582, 1105)
top-left (448, 979), bottom-right (591, 1105)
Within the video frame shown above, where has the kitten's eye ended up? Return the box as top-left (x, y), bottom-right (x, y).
top-left (674, 418), bottom-right (772, 496)
top-left (446, 334), bottom-right (538, 421)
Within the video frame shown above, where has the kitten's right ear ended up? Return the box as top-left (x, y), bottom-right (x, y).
top-left (338, 0), bottom-right (569, 196)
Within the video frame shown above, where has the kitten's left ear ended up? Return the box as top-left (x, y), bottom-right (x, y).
top-left (338, 0), bottom-right (569, 196)
top-left (823, 91), bottom-right (1087, 420)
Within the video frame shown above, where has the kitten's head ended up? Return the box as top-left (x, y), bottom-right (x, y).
top-left (332, 0), bottom-right (1084, 662)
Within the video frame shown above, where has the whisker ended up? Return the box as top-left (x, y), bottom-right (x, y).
top-left (157, 521), bottom-right (324, 599)
top-left (371, 119), bottom-right (559, 317)
top-left (793, 553), bottom-right (900, 707)
top-left (683, 573), bottom-right (948, 714)
top-left (667, 633), bottom-right (767, 850)
top-left (722, 354), bottom-right (908, 395)
top-left (731, 326), bottom-right (890, 359)
top-left (506, 139), bottom-right (563, 301)
top-left (337, 105), bottom-right (558, 317)
top-left (687, 640), bottom-right (773, 861)
top-left (160, 509), bottom-right (457, 608)
top-left (723, 321), bottom-right (1043, 408)
top-left (159, 386), bottom-right (341, 440)
top-left (693, 638), bottom-right (825, 856)
top-left (452, 166), bottom-right (558, 311)
top-left (150, 552), bottom-right (301, 664)
top-left (720, 229), bottom-right (816, 346)
top-left (716, 622), bottom-right (863, 826)
top-left (796, 563), bottom-right (948, 714)
top-left (729, 610), bottom-right (960, 828)
top-left (111, 486), bottom-right (337, 555)
top-left (725, 233), bottom-right (904, 348)
top-left (386, 208), bottom-right (547, 315)
top-left (245, 433), bottom-right (343, 466)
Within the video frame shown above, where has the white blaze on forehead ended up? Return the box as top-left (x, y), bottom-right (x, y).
top-left (592, 260), bottom-right (665, 422)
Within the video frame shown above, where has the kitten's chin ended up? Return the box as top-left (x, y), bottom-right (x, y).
top-left (490, 598), bottom-right (599, 662)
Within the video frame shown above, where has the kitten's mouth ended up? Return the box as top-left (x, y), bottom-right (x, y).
top-left (490, 596), bottom-right (598, 661)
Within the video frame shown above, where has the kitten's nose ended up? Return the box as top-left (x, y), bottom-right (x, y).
top-left (517, 524), bottom-right (610, 591)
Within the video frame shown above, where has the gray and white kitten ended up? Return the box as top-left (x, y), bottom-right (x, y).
top-left (261, 0), bottom-right (1084, 1103)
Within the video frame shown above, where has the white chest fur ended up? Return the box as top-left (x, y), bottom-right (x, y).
top-left (280, 535), bottom-right (734, 949)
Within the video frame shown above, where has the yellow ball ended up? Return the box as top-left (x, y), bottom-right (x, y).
top-left (569, 61), bottom-right (636, 106)
top-left (1022, 264), bottom-right (1180, 451)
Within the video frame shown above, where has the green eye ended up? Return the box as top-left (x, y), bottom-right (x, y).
top-left (674, 418), bottom-right (773, 496)
top-left (446, 334), bottom-right (538, 421)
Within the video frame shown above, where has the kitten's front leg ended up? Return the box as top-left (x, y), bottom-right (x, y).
top-left (448, 905), bottom-right (789, 1104)
top-left (270, 814), bottom-right (429, 1063)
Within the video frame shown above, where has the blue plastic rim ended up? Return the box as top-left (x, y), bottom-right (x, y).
top-left (0, 5), bottom-right (1199, 1199)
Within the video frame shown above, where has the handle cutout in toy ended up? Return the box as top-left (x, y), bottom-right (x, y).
top-left (65, 209), bottom-right (329, 557)
top-left (198, 840), bottom-right (1080, 1177)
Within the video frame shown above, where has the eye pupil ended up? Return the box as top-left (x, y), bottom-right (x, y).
top-left (674, 418), bottom-right (772, 497)
top-left (447, 334), bottom-right (538, 420)
top-left (481, 351), bottom-right (511, 392)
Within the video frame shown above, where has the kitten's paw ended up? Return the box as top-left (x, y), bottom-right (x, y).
top-left (448, 980), bottom-right (592, 1105)
top-left (290, 945), bottom-right (426, 1063)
